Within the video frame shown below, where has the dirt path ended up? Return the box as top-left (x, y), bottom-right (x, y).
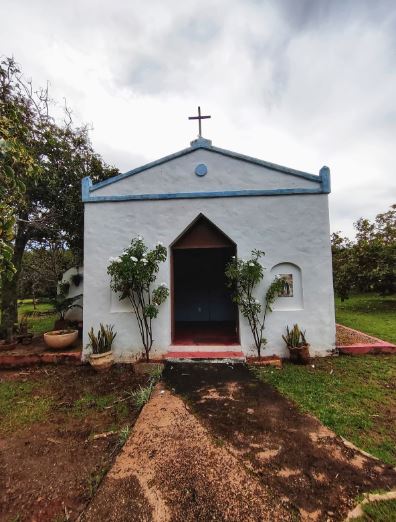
top-left (82, 384), bottom-right (293, 522)
top-left (163, 363), bottom-right (396, 521)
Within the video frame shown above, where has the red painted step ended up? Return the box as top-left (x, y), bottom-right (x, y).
top-left (165, 350), bottom-right (245, 360)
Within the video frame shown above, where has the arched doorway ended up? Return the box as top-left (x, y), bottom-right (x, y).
top-left (171, 215), bottom-right (239, 345)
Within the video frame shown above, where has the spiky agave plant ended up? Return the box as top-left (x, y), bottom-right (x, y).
top-left (282, 324), bottom-right (307, 348)
top-left (100, 323), bottom-right (116, 350)
top-left (88, 324), bottom-right (117, 354)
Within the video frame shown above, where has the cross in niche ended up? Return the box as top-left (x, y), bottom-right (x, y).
top-left (188, 106), bottom-right (211, 138)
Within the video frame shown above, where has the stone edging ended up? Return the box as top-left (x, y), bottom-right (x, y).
top-left (0, 350), bottom-right (82, 368)
top-left (336, 323), bottom-right (396, 354)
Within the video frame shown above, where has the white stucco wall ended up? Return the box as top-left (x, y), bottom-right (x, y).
top-left (93, 148), bottom-right (318, 196)
top-left (83, 155), bottom-right (335, 361)
top-left (60, 266), bottom-right (84, 321)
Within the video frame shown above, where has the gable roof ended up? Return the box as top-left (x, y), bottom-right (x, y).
top-left (82, 137), bottom-right (331, 203)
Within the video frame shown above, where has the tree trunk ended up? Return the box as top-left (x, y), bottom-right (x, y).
top-left (0, 224), bottom-right (28, 341)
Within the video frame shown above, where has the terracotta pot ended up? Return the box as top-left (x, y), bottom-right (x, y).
top-left (90, 351), bottom-right (114, 372)
top-left (44, 330), bottom-right (78, 350)
top-left (288, 344), bottom-right (310, 365)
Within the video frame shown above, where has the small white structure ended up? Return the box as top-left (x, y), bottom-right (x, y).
top-left (59, 266), bottom-right (84, 322)
top-left (81, 136), bottom-right (335, 361)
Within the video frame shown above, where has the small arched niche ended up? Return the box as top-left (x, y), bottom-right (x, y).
top-left (270, 262), bottom-right (303, 311)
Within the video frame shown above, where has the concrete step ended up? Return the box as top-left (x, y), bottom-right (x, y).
top-left (164, 349), bottom-right (246, 363)
top-left (168, 344), bottom-right (242, 352)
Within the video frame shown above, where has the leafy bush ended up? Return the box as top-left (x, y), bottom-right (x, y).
top-left (51, 292), bottom-right (82, 321)
top-left (331, 204), bottom-right (396, 299)
top-left (225, 249), bottom-right (284, 357)
top-left (107, 236), bottom-right (169, 361)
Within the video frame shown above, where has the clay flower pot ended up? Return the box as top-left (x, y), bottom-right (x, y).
top-left (288, 344), bottom-right (310, 365)
top-left (44, 329), bottom-right (78, 350)
top-left (90, 351), bottom-right (114, 372)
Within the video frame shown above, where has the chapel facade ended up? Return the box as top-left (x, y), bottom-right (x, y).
top-left (81, 136), bottom-right (335, 361)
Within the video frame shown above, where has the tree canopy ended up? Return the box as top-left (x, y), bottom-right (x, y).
top-left (332, 204), bottom-right (396, 300)
top-left (0, 57), bottom-right (118, 337)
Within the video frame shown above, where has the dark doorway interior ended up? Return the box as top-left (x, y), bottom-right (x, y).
top-left (172, 215), bottom-right (239, 345)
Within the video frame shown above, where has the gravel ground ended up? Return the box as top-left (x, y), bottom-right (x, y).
top-left (336, 324), bottom-right (380, 345)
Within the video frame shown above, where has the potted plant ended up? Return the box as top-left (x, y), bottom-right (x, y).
top-left (88, 323), bottom-right (116, 372)
top-left (43, 292), bottom-right (81, 349)
top-left (71, 273), bottom-right (83, 287)
top-left (282, 324), bottom-right (310, 365)
top-left (0, 317), bottom-right (33, 351)
top-left (44, 328), bottom-right (79, 350)
top-left (51, 293), bottom-right (82, 330)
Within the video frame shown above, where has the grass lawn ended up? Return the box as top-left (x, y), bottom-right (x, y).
top-left (0, 366), bottom-right (151, 521)
top-left (335, 293), bottom-right (396, 344)
top-left (17, 298), bottom-right (57, 334)
top-left (255, 355), bottom-right (396, 466)
top-left (0, 380), bottom-right (53, 433)
top-left (355, 498), bottom-right (396, 522)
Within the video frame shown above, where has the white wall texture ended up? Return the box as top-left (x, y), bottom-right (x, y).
top-left (83, 149), bottom-right (335, 360)
top-left (60, 266), bottom-right (84, 321)
top-left (93, 148), bottom-right (317, 196)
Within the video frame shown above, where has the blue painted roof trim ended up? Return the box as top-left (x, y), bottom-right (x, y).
top-left (319, 166), bottom-right (331, 193)
top-left (82, 186), bottom-right (328, 204)
top-left (82, 141), bottom-right (331, 203)
top-left (89, 140), bottom-right (322, 193)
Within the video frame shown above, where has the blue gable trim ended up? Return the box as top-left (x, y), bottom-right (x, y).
top-left (82, 186), bottom-right (325, 204)
top-left (89, 140), bottom-right (322, 193)
top-left (319, 166), bottom-right (331, 194)
top-left (82, 176), bottom-right (93, 201)
top-left (81, 141), bottom-right (332, 203)
top-left (90, 145), bottom-right (196, 192)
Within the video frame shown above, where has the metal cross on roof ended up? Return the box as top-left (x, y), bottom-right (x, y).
top-left (188, 106), bottom-right (211, 138)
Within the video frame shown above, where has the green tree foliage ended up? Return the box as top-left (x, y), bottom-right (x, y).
top-left (0, 57), bottom-right (117, 338)
top-left (0, 60), bottom-right (42, 281)
top-left (18, 242), bottom-right (74, 301)
top-left (331, 232), bottom-right (356, 301)
top-left (332, 204), bottom-right (396, 299)
top-left (107, 237), bottom-right (169, 361)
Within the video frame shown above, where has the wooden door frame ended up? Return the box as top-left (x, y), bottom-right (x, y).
top-left (170, 214), bottom-right (240, 345)
top-left (170, 246), bottom-right (240, 345)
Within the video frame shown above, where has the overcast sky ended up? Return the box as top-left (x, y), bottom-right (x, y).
top-left (1, 0), bottom-right (395, 237)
